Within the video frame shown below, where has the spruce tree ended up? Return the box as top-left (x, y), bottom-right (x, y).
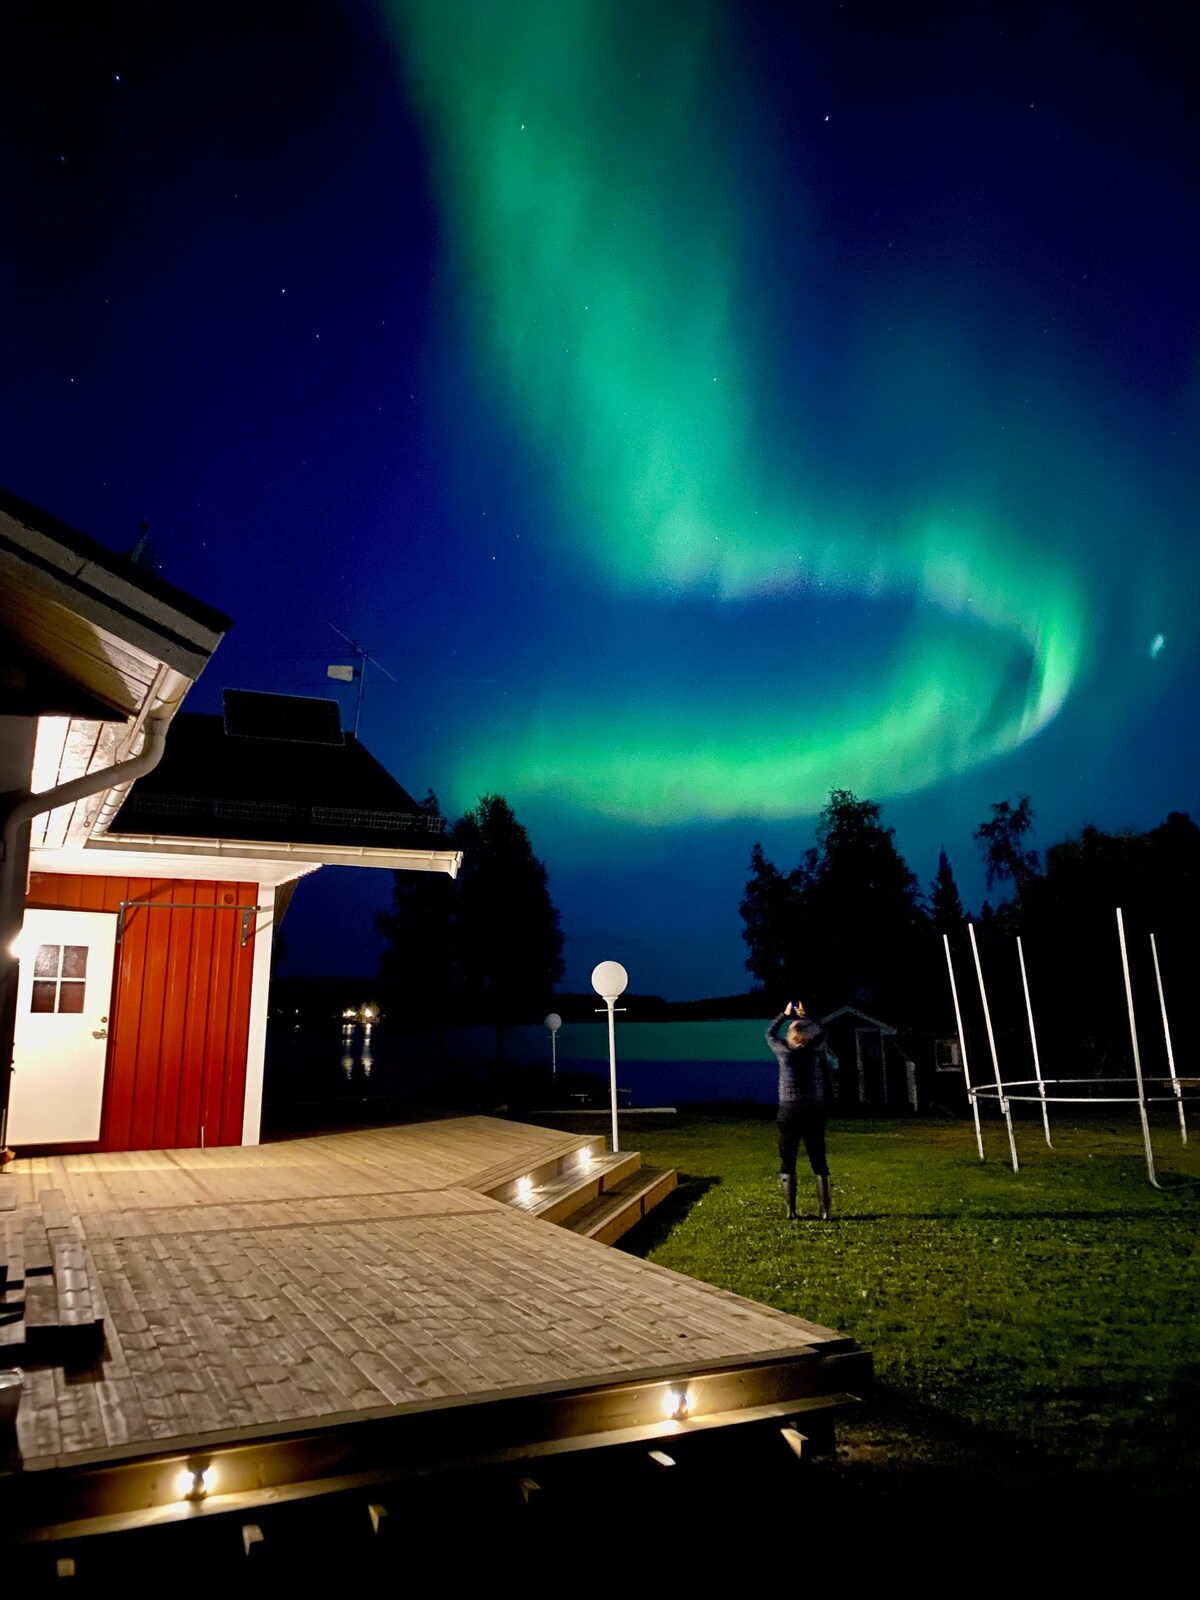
top-left (929, 847), bottom-right (965, 935)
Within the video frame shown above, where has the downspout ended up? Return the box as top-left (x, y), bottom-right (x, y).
top-left (1, 717), bottom-right (170, 860)
top-left (0, 716), bottom-right (170, 1154)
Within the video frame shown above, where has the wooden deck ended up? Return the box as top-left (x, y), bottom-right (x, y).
top-left (1, 1116), bottom-right (867, 1541)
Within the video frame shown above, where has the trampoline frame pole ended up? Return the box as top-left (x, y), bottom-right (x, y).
top-left (1116, 907), bottom-right (1159, 1188)
top-left (944, 932), bottom-right (984, 1159)
top-left (1017, 936), bottom-right (1052, 1147)
top-left (1150, 933), bottom-right (1187, 1146)
top-left (968, 921), bottom-right (1018, 1173)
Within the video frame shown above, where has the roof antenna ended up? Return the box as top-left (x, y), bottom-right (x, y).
top-left (325, 623), bottom-right (398, 739)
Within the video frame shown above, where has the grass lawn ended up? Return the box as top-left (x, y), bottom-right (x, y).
top-left (603, 1109), bottom-right (1200, 1502)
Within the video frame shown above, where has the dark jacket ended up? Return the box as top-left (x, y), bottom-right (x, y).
top-left (766, 1013), bottom-right (831, 1105)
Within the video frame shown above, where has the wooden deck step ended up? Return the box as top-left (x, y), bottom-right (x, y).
top-left (1, 1212), bottom-right (24, 1291)
top-left (562, 1165), bottom-right (678, 1247)
top-left (511, 1150), bottom-right (642, 1227)
top-left (480, 1137), bottom-right (608, 1205)
top-left (11, 1211), bottom-right (105, 1362)
top-left (22, 1208), bottom-right (53, 1277)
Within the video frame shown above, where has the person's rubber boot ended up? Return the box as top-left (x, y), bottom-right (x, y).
top-left (779, 1173), bottom-right (797, 1220)
top-left (816, 1174), bottom-right (832, 1221)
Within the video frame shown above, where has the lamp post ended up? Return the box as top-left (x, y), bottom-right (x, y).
top-left (591, 961), bottom-right (628, 1153)
top-left (543, 1012), bottom-right (562, 1077)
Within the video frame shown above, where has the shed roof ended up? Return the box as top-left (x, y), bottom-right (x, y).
top-left (820, 1005), bottom-right (898, 1035)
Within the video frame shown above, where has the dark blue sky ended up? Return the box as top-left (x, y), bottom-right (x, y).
top-left (3, 1), bottom-right (1196, 998)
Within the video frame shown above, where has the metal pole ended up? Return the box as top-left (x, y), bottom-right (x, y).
top-left (1017, 936), bottom-right (1052, 1147)
top-left (967, 921), bottom-right (1018, 1172)
top-left (1117, 908), bottom-right (1159, 1187)
top-left (354, 651), bottom-right (366, 739)
top-left (1150, 933), bottom-right (1187, 1145)
top-left (943, 933), bottom-right (984, 1160)
top-left (606, 999), bottom-right (619, 1153)
top-left (551, 1028), bottom-right (557, 1078)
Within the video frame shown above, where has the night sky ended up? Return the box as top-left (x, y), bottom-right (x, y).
top-left (3, 1), bottom-right (1196, 999)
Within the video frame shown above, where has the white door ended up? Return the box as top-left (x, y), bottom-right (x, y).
top-left (8, 908), bottom-right (118, 1144)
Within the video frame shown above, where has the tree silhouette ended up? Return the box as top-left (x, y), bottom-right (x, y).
top-left (810, 790), bottom-right (925, 1018)
top-left (740, 842), bottom-right (799, 991)
top-left (929, 847), bottom-right (966, 935)
top-left (974, 795), bottom-right (1040, 895)
top-left (739, 790), bottom-right (926, 1021)
top-left (451, 794), bottom-right (564, 1065)
top-left (376, 790), bottom-right (456, 1039)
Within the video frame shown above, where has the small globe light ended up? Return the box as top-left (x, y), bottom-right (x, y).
top-left (591, 961), bottom-right (628, 1001)
top-left (544, 1012), bottom-right (562, 1033)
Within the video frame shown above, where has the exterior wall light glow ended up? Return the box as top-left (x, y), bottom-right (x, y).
top-left (516, 1176), bottom-right (534, 1202)
top-left (177, 1465), bottom-right (216, 1501)
top-left (663, 1387), bottom-right (690, 1421)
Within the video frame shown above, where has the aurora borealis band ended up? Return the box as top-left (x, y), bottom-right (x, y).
top-left (3, 0), bottom-right (1195, 993)
top-left (383, 0), bottom-right (1183, 826)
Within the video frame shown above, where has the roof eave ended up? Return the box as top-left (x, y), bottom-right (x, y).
top-left (87, 831), bottom-right (463, 877)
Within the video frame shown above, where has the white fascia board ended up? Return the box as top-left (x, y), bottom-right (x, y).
top-left (83, 832), bottom-right (464, 877)
top-left (30, 843), bottom-right (323, 889)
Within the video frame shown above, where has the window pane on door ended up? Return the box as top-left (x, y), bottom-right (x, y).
top-left (61, 945), bottom-right (89, 979)
top-left (31, 981), bottom-right (57, 1012)
top-left (57, 982), bottom-right (86, 1014)
top-left (33, 944), bottom-right (61, 978)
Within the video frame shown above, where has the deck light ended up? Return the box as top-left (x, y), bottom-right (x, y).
top-left (577, 1148), bottom-right (593, 1171)
top-left (663, 1387), bottom-right (690, 1421)
top-left (177, 1465), bottom-right (215, 1501)
top-left (516, 1176), bottom-right (534, 1202)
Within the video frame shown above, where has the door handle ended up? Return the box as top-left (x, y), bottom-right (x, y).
top-left (93, 1027), bottom-right (108, 1039)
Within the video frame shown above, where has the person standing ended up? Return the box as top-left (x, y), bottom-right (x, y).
top-left (766, 1000), bottom-right (833, 1221)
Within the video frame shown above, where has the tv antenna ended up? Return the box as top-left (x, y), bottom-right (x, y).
top-left (325, 622), bottom-right (398, 739)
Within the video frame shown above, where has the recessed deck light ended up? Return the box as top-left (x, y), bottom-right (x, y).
top-left (177, 1465), bottom-right (216, 1501)
top-left (663, 1387), bottom-right (690, 1421)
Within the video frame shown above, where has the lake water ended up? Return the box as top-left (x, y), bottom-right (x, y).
top-left (263, 1017), bottom-right (783, 1124)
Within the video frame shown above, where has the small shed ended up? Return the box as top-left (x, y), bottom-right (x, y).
top-left (819, 1004), bottom-right (919, 1111)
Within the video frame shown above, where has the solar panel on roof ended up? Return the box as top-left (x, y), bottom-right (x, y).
top-left (222, 689), bottom-right (344, 745)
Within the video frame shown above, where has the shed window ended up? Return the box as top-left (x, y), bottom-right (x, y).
top-left (934, 1037), bottom-right (961, 1071)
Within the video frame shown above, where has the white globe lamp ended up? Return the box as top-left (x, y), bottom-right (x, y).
top-left (544, 1012), bottom-right (562, 1075)
top-left (591, 961), bottom-right (629, 1150)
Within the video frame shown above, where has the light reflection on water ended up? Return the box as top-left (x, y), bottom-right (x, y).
top-left (339, 1022), bottom-right (375, 1082)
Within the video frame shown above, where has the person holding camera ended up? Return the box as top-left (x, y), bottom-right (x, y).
top-left (766, 1000), bottom-right (834, 1221)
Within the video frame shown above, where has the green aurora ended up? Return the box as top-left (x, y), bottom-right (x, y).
top-left (385, 0), bottom-right (1120, 826)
